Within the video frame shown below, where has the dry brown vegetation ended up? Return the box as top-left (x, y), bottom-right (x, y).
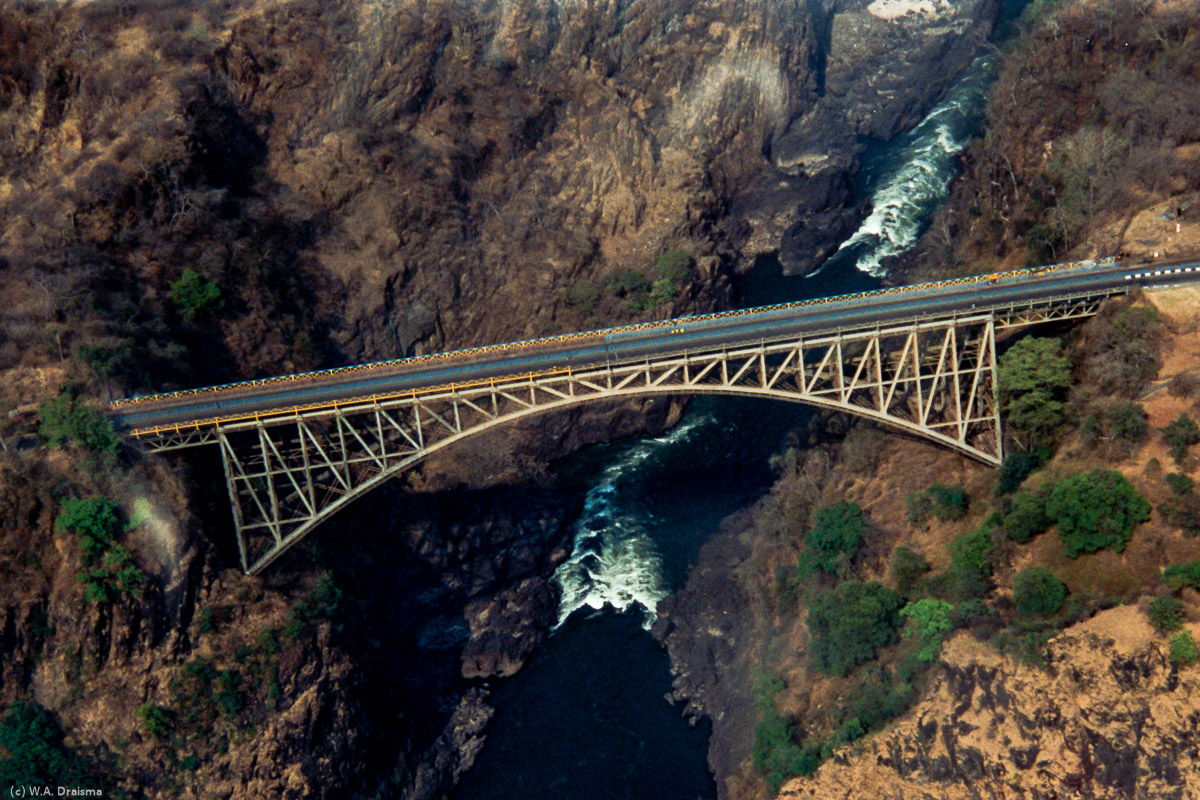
top-left (902, 0), bottom-right (1200, 280)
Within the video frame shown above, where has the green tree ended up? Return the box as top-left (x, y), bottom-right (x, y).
top-left (1003, 490), bottom-right (1051, 544)
top-left (55, 497), bottom-right (123, 561)
top-left (998, 337), bottom-right (1071, 443)
top-left (56, 498), bottom-right (144, 603)
top-left (1147, 596), bottom-right (1185, 633)
top-left (802, 501), bottom-right (866, 577)
top-left (994, 449), bottom-right (1049, 496)
top-left (949, 525), bottom-right (994, 601)
top-left (1170, 631), bottom-right (1199, 667)
top-left (1162, 413), bottom-right (1200, 464)
top-left (900, 599), bottom-right (956, 661)
top-left (169, 268), bottom-right (224, 321)
top-left (1012, 566), bottom-right (1068, 616)
top-left (38, 392), bottom-right (120, 461)
top-left (0, 702), bottom-right (99, 790)
top-left (648, 277), bottom-right (677, 305)
top-left (1045, 469), bottom-right (1150, 557)
top-left (1163, 560), bottom-right (1200, 591)
top-left (807, 581), bottom-right (904, 676)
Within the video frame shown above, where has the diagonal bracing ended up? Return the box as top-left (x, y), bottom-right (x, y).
top-left (189, 314), bottom-right (1007, 573)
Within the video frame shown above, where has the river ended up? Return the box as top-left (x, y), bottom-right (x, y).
top-left (453, 38), bottom-right (1002, 800)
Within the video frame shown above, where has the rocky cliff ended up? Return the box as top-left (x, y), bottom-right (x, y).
top-left (0, 0), bottom-right (1000, 796)
top-left (781, 607), bottom-right (1200, 800)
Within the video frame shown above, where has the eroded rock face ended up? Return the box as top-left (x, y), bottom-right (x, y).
top-left (780, 607), bottom-right (1200, 800)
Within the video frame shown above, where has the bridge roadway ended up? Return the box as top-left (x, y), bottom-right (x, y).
top-left (110, 256), bottom-right (1200, 436)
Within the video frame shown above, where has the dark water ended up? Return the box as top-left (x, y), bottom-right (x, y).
top-left (453, 18), bottom-right (1013, 797)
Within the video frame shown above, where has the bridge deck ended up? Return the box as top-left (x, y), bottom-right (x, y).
top-left (109, 257), bottom-right (1200, 441)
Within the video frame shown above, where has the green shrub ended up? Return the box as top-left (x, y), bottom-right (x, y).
top-left (829, 666), bottom-right (915, 748)
top-left (802, 501), bottom-right (865, 577)
top-left (286, 574), bottom-right (344, 638)
top-left (137, 704), bottom-right (173, 741)
top-left (928, 484), bottom-right (970, 520)
top-left (949, 526), bottom-right (994, 601)
top-left (179, 754), bottom-right (202, 771)
top-left (215, 670), bottom-right (244, 718)
top-left (38, 392), bottom-right (120, 459)
top-left (807, 581), bottom-right (904, 676)
top-left (905, 490), bottom-right (934, 526)
top-left (652, 249), bottom-right (693, 284)
top-left (998, 337), bottom-right (1071, 443)
top-left (56, 497), bottom-right (122, 561)
top-left (0, 702), bottom-right (98, 789)
top-left (751, 673), bottom-right (816, 794)
top-left (603, 269), bottom-right (650, 297)
top-left (78, 545), bottom-right (145, 603)
top-left (900, 599), bottom-right (956, 661)
top-left (907, 484), bottom-right (970, 525)
top-left (257, 627), bottom-right (280, 657)
top-left (1045, 469), bottom-right (1150, 557)
top-left (648, 277), bottom-right (677, 305)
top-left (169, 268), bottom-right (224, 321)
top-left (1163, 560), bottom-right (1200, 591)
top-left (1170, 631), bottom-right (1199, 667)
top-left (1148, 596), bottom-right (1186, 633)
top-left (1166, 473), bottom-right (1196, 496)
top-left (1162, 413), bottom-right (1200, 463)
top-left (890, 546), bottom-right (930, 594)
top-left (1003, 490), bottom-right (1050, 543)
top-left (994, 449), bottom-right (1048, 495)
top-left (77, 342), bottom-right (134, 382)
top-left (1012, 566), bottom-right (1068, 616)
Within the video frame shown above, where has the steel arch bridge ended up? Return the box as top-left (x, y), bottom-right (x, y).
top-left (140, 302), bottom-right (1101, 574)
top-left (115, 255), bottom-right (1200, 574)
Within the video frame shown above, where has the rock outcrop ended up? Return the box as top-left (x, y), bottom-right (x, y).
top-left (781, 609), bottom-right (1200, 800)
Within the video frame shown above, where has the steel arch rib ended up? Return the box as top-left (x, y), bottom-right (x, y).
top-left (240, 382), bottom-right (1000, 575)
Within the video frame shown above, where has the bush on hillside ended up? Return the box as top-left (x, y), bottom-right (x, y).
top-left (807, 581), bottom-right (904, 676)
top-left (1003, 490), bottom-right (1051, 544)
top-left (997, 337), bottom-right (1071, 444)
top-left (1012, 566), bottom-right (1068, 616)
top-left (1147, 596), bottom-right (1185, 634)
top-left (994, 449), bottom-right (1049, 496)
top-left (1045, 469), bottom-right (1150, 557)
top-left (801, 501), bottom-right (865, 578)
top-left (949, 525), bottom-right (995, 601)
top-left (900, 599), bottom-right (956, 661)
top-left (908, 484), bottom-right (969, 525)
top-left (1162, 413), bottom-right (1200, 464)
top-left (168, 268), bottom-right (224, 321)
top-left (1170, 631), bottom-right (1199, 668)
top-left (1163, 561), bottom-right (1200, 591)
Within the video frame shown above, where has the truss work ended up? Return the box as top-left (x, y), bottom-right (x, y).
top-left (167, 314), bottom-right (1003, 573)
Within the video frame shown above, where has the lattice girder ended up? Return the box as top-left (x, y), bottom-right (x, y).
top-left (199, 315), bottom-right (1005, 573)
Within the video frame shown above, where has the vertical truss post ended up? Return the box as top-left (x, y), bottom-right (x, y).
top-left (218, 432), bottom-right (250, 574)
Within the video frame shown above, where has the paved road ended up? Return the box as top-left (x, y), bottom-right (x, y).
top-left (109, 257), bottom-right (1200, 433)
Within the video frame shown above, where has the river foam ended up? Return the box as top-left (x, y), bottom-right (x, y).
top-left (552, 413), bottom-right (713, 630)
top-left (827, 52), bottom-right (994, 278)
